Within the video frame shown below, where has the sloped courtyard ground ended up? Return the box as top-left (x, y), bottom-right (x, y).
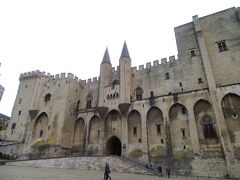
top-left (0, 165), bottom-right (221, 180)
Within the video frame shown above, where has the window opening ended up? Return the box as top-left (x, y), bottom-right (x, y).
top-left (11, 123), bottom-right (16, 130)
top-left (216, 40), bottom-right (228, 52)
top-left (156, 124), bottom-right (161, 135)
top-left (165, 72), bottom-right (170, 80)
top-left (182, 107), bottom-right (186, 114)
top-left (18, 111), bottom-right (21, 116)
top-left (133, 127), bottom-right (137, 136)
top-left (44, 94), bottom-right (51, 104)
top-left (39, 130), bottom-right (43, 138)
top-left (190, 49), bottom-right (196, 57)
top-left (181, 128), bottom-right (186, 137)
top-left (198, 78), bottom-right (203, 84)
top-left (161, 139), bottom-right (164, 144)
top-left (202, 116), bottom-right (216, 139)
top-left (86, 94), bottom-right (93, 109)
top-left (150, 91), bottom-right (154, 97)
top-left (179, 82), bottom-right (182, 87)
top-left (135, 87), bottom-right (143, 100)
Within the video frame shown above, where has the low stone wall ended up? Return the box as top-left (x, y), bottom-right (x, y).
top-left (191, 157), bottom-right (227, 177)
top-left (6, 156), bottom-right (150, 175)
top-left (0, 143), bottom-right (23, 155)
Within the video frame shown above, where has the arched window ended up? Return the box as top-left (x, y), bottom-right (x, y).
top-left (112, 80), bottom-right (119, 89)
top-left (134, 87), bottom-right (143, 100)
top-left (44, 93), bottom-right (51, 104)
top-left (86, 94), bottom-right (93, 109)
top-left (202, 115), bottom-right (216, 139)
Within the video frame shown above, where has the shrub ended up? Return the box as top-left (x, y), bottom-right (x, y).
top-left (174, 150), bottom-right (194, 162)
top-left (150, 145), bottom-right (167, 159)
top-left (31, 138), bottom-right (49, 151)
top-left (129, 148), bottom-right (143, 158)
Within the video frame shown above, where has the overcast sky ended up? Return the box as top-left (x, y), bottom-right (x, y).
top-left (0, 0), bottom-right (239, 116)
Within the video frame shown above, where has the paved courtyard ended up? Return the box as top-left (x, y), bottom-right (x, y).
top-left (0, 165), bottom-right (221, 180)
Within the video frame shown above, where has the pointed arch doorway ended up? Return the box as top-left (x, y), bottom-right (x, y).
top-left (106, 136), bottom-right (122, 156)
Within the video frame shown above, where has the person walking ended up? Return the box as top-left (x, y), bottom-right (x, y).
top-left (104, 162), bottom-right (111, 180)
top-left (157, 164), bottom-right (163, 177)
top-left (165, 165), bottom-right (171, 178)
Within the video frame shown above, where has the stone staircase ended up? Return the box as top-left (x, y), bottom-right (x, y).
top-left (5, 156), bottom-right (158, 176)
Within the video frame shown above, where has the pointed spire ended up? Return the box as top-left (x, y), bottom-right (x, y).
top-left (120, 41), bottom-right (130, 59)
top-left (101, 47), bottom-right (111, 64)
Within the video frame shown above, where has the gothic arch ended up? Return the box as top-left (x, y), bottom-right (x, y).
top-left (194, 99), bottom-right (218, 145)
top-left (88, 116), bottom-right (100, 145)
top-left (33, 112), bottom-right (49, 141)
top-left (105, 110), bottom-right (122, 141)
top-left (73, 118), bottom-right (85, 147)
top-left (146, 107), bottom-right (164, 149)
top-left (106, 135), bottom-right (122, 156)
top-left (127, 110), bottom-right (142, 146)
top-left (169, 103), bottom-right (191, 152)
top-left (221, 93), bottom-right (240, 144)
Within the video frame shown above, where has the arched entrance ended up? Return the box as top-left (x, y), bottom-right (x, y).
top-left (106, 136), bottom-right (122, 156)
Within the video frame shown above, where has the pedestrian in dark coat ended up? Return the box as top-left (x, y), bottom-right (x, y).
top-left (104, 162), bottom-right (111, 180)
top-left (165, 165), bottom-right (171, 178)
top-left (157, 164), bottom-right (163, 177)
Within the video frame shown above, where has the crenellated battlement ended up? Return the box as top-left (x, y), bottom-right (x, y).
top-left (130, 55), bottom-right (179, 73)
top-left (19, 70), bottom-right (51, 80)
top-left (20, 70), bottom-right (99, 87)
top-left (111, 66), bottom-right (120, 73)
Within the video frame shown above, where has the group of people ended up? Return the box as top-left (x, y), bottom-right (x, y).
top-left (146, 164), bottom-right (171, 178)
top-left (104, 162), bottom-right (171, 179)
top-left (157, 164), bottom-right (171, 178)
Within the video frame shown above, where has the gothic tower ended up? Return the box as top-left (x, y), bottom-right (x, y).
top-left (99, 48), bottom-right (112, 107)
top-left (119, 41), bottom-right (131, 104)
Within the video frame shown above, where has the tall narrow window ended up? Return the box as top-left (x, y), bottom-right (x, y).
top-left (44, 93), bottom-right (51, 104)
top-left (150, 91), bottom-right (154, 97)
top-left (181, 128), bottom-right (186, 137)
top-left (11, 123), bottom-right (16, 130)
top-left (86, 94), bottom-right (93, 109)
top-left (216, 40), bottom-right (228, 52)
top-left (156, 124), bottom-right (161, 135)
top-left (135, 87), bottom-right (143, 100)
top-left (165, 72), bottom-right (170, 80)
top-left (133, 127), bottom-right (137, 136)
top-left (39, 130), bottom-right (43, 138)
top-left (181, 107), bottom-right (186, 114)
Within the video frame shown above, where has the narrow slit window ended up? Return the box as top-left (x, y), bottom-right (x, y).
top-left (133, 127), bottom-right (137, 136)
top-left (181, 128), bottom-right (186, 137)
top-left (165, 72), bottom-right (170, 80)
top-left (39, 130), bottom-right (43, 138)
top-left (156, 124), bottom-right (161, 135)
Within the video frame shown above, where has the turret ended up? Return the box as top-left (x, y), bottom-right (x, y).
top-left (119, 41), bottom-right (131, 104)
top-left (99, 48), bottom-right (112, 107)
